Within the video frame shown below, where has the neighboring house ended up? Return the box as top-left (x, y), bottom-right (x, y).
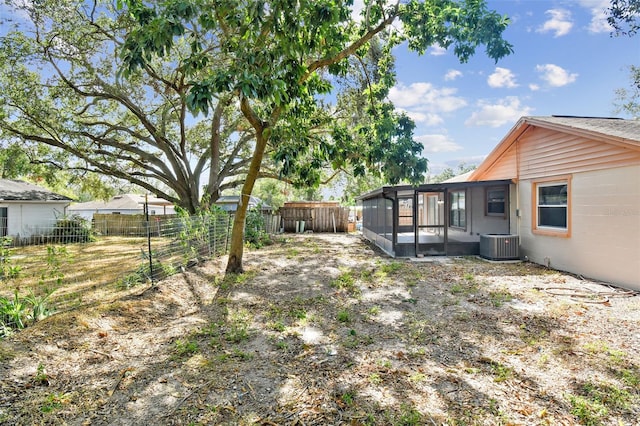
top-left (68, 194), bottom-right (176, 221)
top-left (214, 195), bottom-right (272, 213)
top-left (0, 179), bottom-right (72, 240)
top-left (359, 116), bottom-right (640, 290)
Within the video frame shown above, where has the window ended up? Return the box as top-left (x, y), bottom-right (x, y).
top-left (0, 207), bottom-right (7, 237)
top-left (533, 177), bottom-right (571, 237)
top-left (486, 187), bottom-right (506, 216)
top-left (449, 190), bottom-right (466, 228)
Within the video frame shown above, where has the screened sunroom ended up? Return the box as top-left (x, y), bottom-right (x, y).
top-left (357, 180), bottom-right (516, 258)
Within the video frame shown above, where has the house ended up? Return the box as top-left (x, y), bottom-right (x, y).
top-left (213, 195), bottom-right (272, 213)
top-left (0, 179), bottom-right (72, 240)
top-left (68, 193), bottom-right (176, 221)
top-left (359, 116), bottom-right (640, 291)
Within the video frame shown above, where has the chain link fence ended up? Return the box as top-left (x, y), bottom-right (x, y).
top-left (139, 212), bottom-right (234, 283)
top-left (2, 209), bottom-right (278, 290)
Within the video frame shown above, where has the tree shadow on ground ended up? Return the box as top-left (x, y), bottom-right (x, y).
top-left (1, 234), bottom-right (637, 425)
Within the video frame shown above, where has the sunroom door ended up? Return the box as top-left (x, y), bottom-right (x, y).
top-left (417, 192), bottom-right (445, 255)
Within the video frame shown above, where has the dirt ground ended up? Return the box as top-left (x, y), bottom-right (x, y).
top-left (1, 233), bottom-right (638, 425)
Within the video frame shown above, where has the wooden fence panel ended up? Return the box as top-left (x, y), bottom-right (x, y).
top-left (279, 206), bottom-right (348, 233)
top-left (92, 213), bottom-right (177, 236)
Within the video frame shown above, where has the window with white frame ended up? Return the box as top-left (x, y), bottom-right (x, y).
top-left (536, 181), bottom-right (568, 230)
top-left (449, 190), bottom-right (466, 228)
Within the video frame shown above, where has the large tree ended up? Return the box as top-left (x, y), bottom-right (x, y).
top-left (614, 65), bottom-right (640, 118)
top-left (0, 1), bottom-right (262, 211)
top-left (607, 0), bottom-right (640, 36)
top-left (0, 1), bottom-right (430, 210)
top-left (119, 0), bottom-right (513, 273)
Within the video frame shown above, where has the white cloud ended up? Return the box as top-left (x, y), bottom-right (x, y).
top-left (535, 64), bottom-right (578, 87)
top-left (537, 9), bottom-right (574, 37)
top-left (429, 45), bottom-right (447, 56)
top-left (402, 111), bottom-right (444, 126)
top-left (351, 0), bottom-right (365, 21)
top-left (487, 67), bottom-right (518, 89)
top-left (577, 0), bottom-right (613, 33)
top-left (465, 97), bottom-right (533, 127)
top-left (389, 82), bottom-right (467, 113)
top-left (415, 134), bottom-right (463, 153)
top-left (444, 69), bottom-right (463, 81)
top-left (529, 83), bottom-right (540, 91)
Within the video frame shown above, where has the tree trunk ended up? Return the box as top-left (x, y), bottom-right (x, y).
top-left (226, 110), bottom-right (270, 273)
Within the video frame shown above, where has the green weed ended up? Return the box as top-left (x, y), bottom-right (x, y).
top-left (409, 372), bottom-right (426, 383)
top-left (368, 373), bottom-right (383, 384)
top-left (292, 308), bottom-right (307, 320)
top-left (286, 248), bottom-right (300, 259)
top-left (269, 321), bottom-right (286, 332)
top-left (568, 394), bottom-right (608, 425)
top-left (33, 363), bottom-right (49, 386)
top-left (230, 348), bottom-right (253, 360)
top-left (40, 393), bottom-right (70, 413)
top-left (380, 261), bottom-right (402, 274)
top-left (395, 403), bottom-right (423, 425)
top-left (174, 339), bottom-right (199, 358)
top-left (337, 309), bottom-right (351, 323)
top-left (331, 269), bottom-right (360, 295)
top-left (490, 361), bottom-right (513, 382)
top-left (368, 306), bottom-right (381, 316)
top-left (489, 289), bottom-right (513, 307)
top-left (450, 279), bottom-right (478, 295)
top-left (0, 291), bottom-right (28, 330)
top-left (341, 391), bottom-right (355, 406)
top-left (377, 359), bottom-right (392, 369)
top-left (617, 368), bottom-right (640, 387)
top-left (226, 310), bottom-right (251, 343)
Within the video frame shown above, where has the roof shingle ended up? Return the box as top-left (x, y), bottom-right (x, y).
top-left (0, 179), bottom-right (73, 202)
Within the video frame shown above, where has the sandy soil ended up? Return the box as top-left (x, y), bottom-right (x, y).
top-left (1, 233), bottom-right (638, 425)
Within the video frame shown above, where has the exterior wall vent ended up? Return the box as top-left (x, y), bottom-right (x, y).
top-left (479, 234), bottom-right (519, 260)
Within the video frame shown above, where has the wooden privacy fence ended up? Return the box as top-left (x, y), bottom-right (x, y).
top-left (262, 214), bottom-right (282, 234)
top-left (279, 202), bottom-right (349, 233)
top-left (92, 213), bottom-right (178, 236)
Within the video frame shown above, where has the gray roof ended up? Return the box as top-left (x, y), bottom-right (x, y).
top-left (69, 194), bottom-right (173, 211)
top-left (0, 179), bottom-right (73, 202)
top-left (526, 116), bottom-right (640, 144)
top-left (215, 195), bottom-right (271, 212)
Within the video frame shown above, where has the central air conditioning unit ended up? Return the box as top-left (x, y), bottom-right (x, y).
top-left (479, 234), bottom-right (519, 260)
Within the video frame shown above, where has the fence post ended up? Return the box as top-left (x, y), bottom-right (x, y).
top-left (213, 214), bottom-right (217, 256)
top-left (225, 214), bottom-right (231, 253)
top-left (207, 215), bottom-right (212, 258)
top-left (145, 196), bottom-right (154, 283)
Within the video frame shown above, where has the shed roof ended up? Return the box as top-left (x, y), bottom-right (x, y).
top-left (69, 194), bottom-right (173, 211)
top-left (0, 179), bottom-right (73, 202)
top-left (214, 195), bottom-right (271, 212)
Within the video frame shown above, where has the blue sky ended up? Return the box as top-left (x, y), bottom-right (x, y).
top-left (1, 0), bottom-right (638, 180)
top-left (381, 0), bottom-right (639, 176)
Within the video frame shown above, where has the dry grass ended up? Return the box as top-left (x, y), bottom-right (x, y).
top-left (1, 237), bottom-right (157, 311)
top-left (0, 234), bottom-right (638, 425)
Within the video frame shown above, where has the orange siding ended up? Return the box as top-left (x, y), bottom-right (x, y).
top-left (477, 127), bottom-right (640, 180)
top-left (479, 143), bottom-right (518, 180)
